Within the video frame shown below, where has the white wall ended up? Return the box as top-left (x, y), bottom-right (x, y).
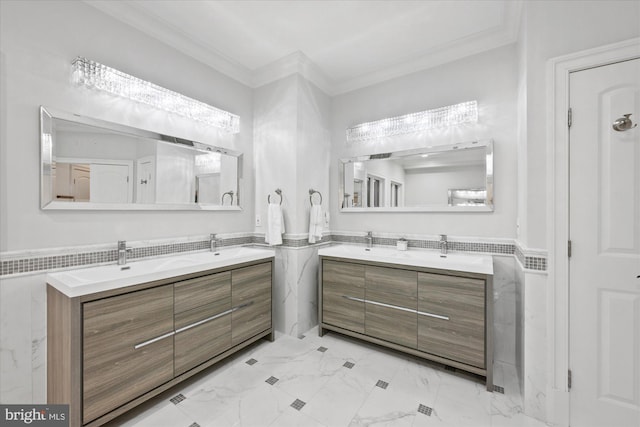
top-left (518, 0), bottom-right (640, 249)
top-left (0, 0), bottom-right (254, 251)
top-left (330, 44), bottom-right (518, 237)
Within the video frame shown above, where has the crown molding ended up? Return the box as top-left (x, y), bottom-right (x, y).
top-left (83, 0), bottom-right (522, 96)
top-left (84, 0), bottom-right (254, 86)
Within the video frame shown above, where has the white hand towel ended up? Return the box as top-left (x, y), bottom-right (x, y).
top-left (265, 203), bottom-right (284, 246)
top-left (308, 205), bottom-right (323, 243)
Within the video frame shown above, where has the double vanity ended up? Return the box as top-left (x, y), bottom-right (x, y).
top-left (47, 247), bottom-right (275, 427)
top-left (318, 245), bottom-right (494, 390)
top-left (47, 244), bottom-right (493, 427)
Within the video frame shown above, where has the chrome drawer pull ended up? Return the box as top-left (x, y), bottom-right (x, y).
top-left (417, 310), bottom-right (450, 321)
top-left (233, 301), bottom-right (254, 310)
top-left (175, 308), bottom-right (234, 334)
top-left (134, 331), bottom-right (175, 350)
top-left (342, 295), bottom-right (449, 320)
top-left (341, 295), bottom-right (418, 315)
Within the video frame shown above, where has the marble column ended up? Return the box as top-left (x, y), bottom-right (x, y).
top-left (254, 69), bottom-right (330, 338)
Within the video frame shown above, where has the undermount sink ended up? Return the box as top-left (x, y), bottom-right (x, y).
top-left (318, 244), bottom-right (493, 275)
top-left (47, 246), bottom-right (275, 297)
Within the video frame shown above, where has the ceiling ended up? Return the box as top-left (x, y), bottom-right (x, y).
top-left (85, 0), bottom-right (523, 95)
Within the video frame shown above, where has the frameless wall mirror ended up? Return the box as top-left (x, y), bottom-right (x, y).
top-left (40, 106), bottom-right (242, 210)
top-left (339, 139), bottom-right (493, 212)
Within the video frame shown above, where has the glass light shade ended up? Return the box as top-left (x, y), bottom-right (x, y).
top-left (346, 100), bottom-right (477, 142)
top-left (71, 57), bottom-right (240, 133)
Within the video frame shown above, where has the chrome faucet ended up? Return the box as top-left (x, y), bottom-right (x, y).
top-left (365, 231), bottom-right (373, 248)
top-left (117, 240), bottom-right (132, 265)
top-left (210, 233), bottom-right (219, 252)
top-left (439, 234), bottom-right (448, 255)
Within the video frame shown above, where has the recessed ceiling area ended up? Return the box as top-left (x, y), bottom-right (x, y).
top-left (85, 0), bottom-right (522, 95)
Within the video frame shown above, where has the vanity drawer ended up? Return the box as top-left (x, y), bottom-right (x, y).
top-left (322, 260), bottom-right (366, 334)
top-left (174, 313), bottom-right (231, 376)
top-left (417, 272), bottom-right (485, 368)
top-left (174, 271), bottom-right (231, 314)
top-left (365, 266), bottom-right (417, 299)
top-left (231, 262), bottom-right (272, 345)
top-left (82, 285), bottom-right (174, 424)
top-left (364, 266), bottom-right (417, 348)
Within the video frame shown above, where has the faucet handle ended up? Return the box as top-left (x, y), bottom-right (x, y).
top-left (210, 233), bottom-right (217, 240)
top-left (366, 231), bottom-right (373, 237)
top-left (439, 234), bottom-right (447, 241)
top-left (118, 240), bottom-right (126, 250)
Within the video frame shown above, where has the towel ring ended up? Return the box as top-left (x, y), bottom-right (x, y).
top-left (221, 190), bottom-right (234, 205)
top-left (268, 189), bottom-right (283, 205)
top-left (309, 189), bottom-right (322, 206)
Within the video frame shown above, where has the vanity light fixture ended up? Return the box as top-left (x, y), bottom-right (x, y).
top-left (346, 100), bottom-right (477, 142)
top-left (71, 57), bottom-right (240, 133)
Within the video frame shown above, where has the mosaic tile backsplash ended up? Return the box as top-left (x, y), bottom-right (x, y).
top-left (0, 232), bottom-right (547, 277)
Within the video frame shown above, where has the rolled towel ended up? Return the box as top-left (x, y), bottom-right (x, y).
top-left (308, 205), bottom-right (323, 243)
top-left (265, 202), bottom-right (284, 246)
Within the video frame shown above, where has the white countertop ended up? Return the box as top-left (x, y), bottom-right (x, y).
top-left (46, 246), bottom-right (275, 298)
top-left (318, 244), bottom-right (493, 275)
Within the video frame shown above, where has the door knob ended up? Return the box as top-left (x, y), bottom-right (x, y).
top-left (612, 114), bottom-right (637, 132)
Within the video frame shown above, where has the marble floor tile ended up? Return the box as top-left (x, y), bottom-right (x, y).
top-left (303, 369), bottom-right (374, 426)
top-left (348, 386), bottom-right (417, 427)
top-left (108, 328), bottom-right (550, 427)
top-left (114, 401), bottom-right (196, 427)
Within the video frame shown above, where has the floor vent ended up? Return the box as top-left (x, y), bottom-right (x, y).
top-left (418, 404), bottom-right (433, 416)
top-left (343, 361), bottom-right (355, 369)
top-left (493, 385), bottom-right (505, 394)
top-left (245, 358), bottom-right (258, 366)
top-left (317, 346), bottom-right (328, 353)
top-left (170, 393), bottom-right (186, 405)
top-left (290, 399), bottom-right (306, 411)
top-left (375, 380), bottom-right (389, 389)
top-left (265, 376), bottom-right (279, 385)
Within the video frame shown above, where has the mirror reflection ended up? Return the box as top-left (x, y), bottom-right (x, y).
top-left (40, 106), bottom-right (241, 210)
top-left (340, 140), bottom-right (493, 212)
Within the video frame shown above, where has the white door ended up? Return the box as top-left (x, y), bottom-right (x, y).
top-left (569, 58), bottom-right (640, 427)
top-left (136, 158), bottom-right (155, 204)
top-left (90, 163), bottom-right (131, 203)
top-left (71, 164), bottom-right (90, 202)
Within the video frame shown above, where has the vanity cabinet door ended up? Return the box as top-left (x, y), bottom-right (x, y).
top-left (174, 272), bottom-right (232, 376)
top-left (365, 266), bottom-right (418, 348)
top-left (231, 262), bottom-right (272, 346)
top-left (322, 260), bottom-right (365, 334)
top-left (83, 285), bottom-right (174, 424)
top-left (417, 273), bottom-right (485, 368)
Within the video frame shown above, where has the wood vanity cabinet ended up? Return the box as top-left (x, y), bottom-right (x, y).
top-left (321, 260), bottom-right (365, 334)
top-left (417, 272), bottom-right (485, 369)
top-left (174, 271), bottom-right (232, 376)
top-left (364, 266), bottom-right (417, 348)
top-left (319, 256), bottom-right (493, 390)
top-left (48, 259), bottom-right (273, 427)
top-left (83, 285), bottom-right (174, 424)
top-left (231, 263), bottom-right (272, 345)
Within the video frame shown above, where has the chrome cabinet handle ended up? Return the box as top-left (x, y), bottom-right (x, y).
top-left (175, 308), bottom-right (235, 334)
top-left (174, 301), bottom-right (255, 335)
top-left (342, 295), bottom-right (449, 321)
top-left (417, 310), bottom-right (450, 321)
top-left (134, 331), bottom-right (175, 350)
top-left (612, 114), bottom-right (637, 132)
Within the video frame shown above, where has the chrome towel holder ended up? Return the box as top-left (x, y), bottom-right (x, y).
top-left (268, 189), bottom-right (283, 205)
top-left (309, 188), bottom-right (323, 206)
top-left (221, 190), bottom-right (234, 205)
